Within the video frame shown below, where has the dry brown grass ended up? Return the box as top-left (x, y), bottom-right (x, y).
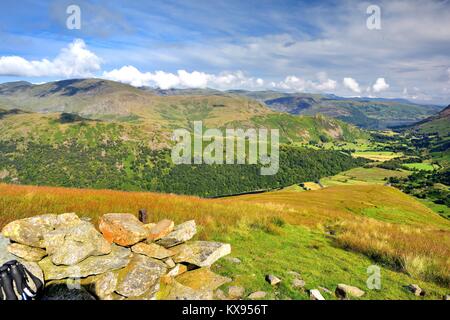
top-left (334, 217), bottom-right (450, 285)
top-left (1, 183), bottom-right (449, 286)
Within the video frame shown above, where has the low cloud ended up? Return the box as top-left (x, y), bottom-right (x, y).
top-left (372, 78), bottom-right (390, 93)
top-left (343, 77), bottom-right (361, 93)
top-left (0, 39), bottom-right (101, 78)
top-left (102, 67), bottom-right (265, 90)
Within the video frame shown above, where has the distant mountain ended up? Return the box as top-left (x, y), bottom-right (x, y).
top-left (409, 104), bottom-right (450, 136)
top-left (229, 90), bottom-right (442, 129)
top-left (0, 78), bottom-right (367, 146)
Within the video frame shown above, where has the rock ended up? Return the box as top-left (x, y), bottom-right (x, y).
top-left (319, 286), bottom-right (333, 295)
top-left (115, 254), bottom-right (167, 299)
top-left (99, 213), bottom-right (149, 246)
top-left (156, 220), bottom-right (197, 248)
top-left (265, 274), bottom-right (281, 285)
top-left (147, 219), bottom-right (174, 241)
top-left (228, 286), bottom-right (245, 299)
top-left (405, 284), bottom-right (425, 297)
top-left (158, 277), bottom-right (213, 300)
top-left (309, 289), bottom-right (325, 300)
top-left (443, 295), bottom-right (450, 300)
top-left (248, 291), bottom-right (267, 300)
top-left (172, 241), bottom-right (231, 267)
top-left (43, 221), bottom-right (111, 266)
top-left (175, 267), bottom-right (231, 292)
top-left (131, 242), bottom-right (175, 260)
top-left (214, 288), bottom-right (228, 300)
top-left (167, 264), bottom-right (188, 277)
top-left (84, 271), bottom-right (119, 300)
top-left (225, 257), bottom-right (242, 264)
top-left (41, 281), bottom-right (97, 300)
top-left (335, 284), bottom-right (365, 299)
top-left (1, 213), bottom-right (81, 248)
top-left (164, 258), bottom-right (176, 268)
top-left (287, 271), bottom-right (301, 277)
top-left (292, 278), bottom-right (306, 289)
top-left (39, 244), bottom-right (131, 280)
top-left (7, 243), bottom-right (47, 262)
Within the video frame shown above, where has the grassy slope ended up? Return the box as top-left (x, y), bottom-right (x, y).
top-left (0, 183), bottom-right (448, 299)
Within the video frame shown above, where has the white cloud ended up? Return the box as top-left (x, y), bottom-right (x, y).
top-left (271, 72), bottom-right (336, 92)
top-left (372, 78), bottom-right (390, 93)
top-left (102, 67), bottom-right (266, 90)
top-left (0, 39), bottom-right (101, 78)
top-left (343, 77), bottom-right (361, 93)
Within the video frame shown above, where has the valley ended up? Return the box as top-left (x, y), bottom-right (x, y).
top-left (0, 78), bottom-right (449, 300)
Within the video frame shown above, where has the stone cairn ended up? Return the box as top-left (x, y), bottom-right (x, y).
top-left (0, 212), bottom-right (232, 300)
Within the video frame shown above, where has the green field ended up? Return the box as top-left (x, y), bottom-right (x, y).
top-left (321, 167), bottom-right (410, 186)
top-left (402, 163), bottom-right (439, 171)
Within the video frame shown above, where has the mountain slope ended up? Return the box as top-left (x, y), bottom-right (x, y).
top-left (230, 90), bottom-right (442, 129)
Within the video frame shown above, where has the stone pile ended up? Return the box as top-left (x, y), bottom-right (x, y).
top-left (0, 213), bottom-right (232, 300)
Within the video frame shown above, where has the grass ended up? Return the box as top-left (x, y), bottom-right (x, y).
top-left (402, 163), bottom-right (439, 171)
top-left (352, 151), bottom-right (402, 162)
top-left (0, 183), bottom-right (449, 298)
top-left (321, 167), bottom-right (410, 186)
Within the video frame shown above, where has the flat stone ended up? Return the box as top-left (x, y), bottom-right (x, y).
top-left (167, 264), bottom-right (188, 277)
top-left (265, 274), bottom-right (281, 285)
top-left (228, 286), bottom-right (245, 299)
top-left (43, 221), bottom-right (111, 266)
top-left (292, 278), bottom-right (306, 289)
top-left (7, 243), bottom-right (47, 262)
top-left (1, 213), bottom-right (81, 248)
top-left (147, 219), bottom-right (174, 241)
top-left (175, 267), bottom-right (231, 291)
top-left (225, 257), bottom-right (242, 264)
top-left (172, 241), bottom-right (231, 267)
top-left (310, 289), bottom-right (325, 300)
top-left (39, 244), bottom-right (131, 280)
top-left (84, 271), bottom-right (119, 300)
top-left (115, 254), bottom-right (167, 299)
top-left (335, 284), bottom-right (365, 299)
top-left (99, 213), bottom-right (149, 246)
top-left (131, 242), bottom-right (175, 260)
top-left (157, 277), bottom-right (213, 300)
top-left (156, 220), bottom-right (197, 248)
top-left (248, 291), bottom-right (267, 300)
top-left (164, 258), bottom-right (176, 268)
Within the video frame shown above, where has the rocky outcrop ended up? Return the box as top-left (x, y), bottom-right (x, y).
top-left (1, 213), bottom-right (231, 300)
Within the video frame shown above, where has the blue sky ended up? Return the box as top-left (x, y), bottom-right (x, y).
top-left (0, 0), bottom-right (449, 104)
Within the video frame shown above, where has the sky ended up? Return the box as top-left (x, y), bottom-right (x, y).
top-left (0, 0), bottom-right (449, 104)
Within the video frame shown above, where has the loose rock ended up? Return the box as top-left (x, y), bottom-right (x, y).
top-left (131, 242), bottom-right (175, 260)
top-left (335, 284), bottom-right (365, 299)
top-left (157, 220), bottom-right (197, 248)
top-left (7, 243), bottom-right (47, 262)
top-left (115, 254), bottom-right (167, 299)
top-left (292, 278), bottom-right (306, 289)
top-left (147, 219), bottom-right (174, 241)
top-left (99, 213), bottom-right (149, 246)
top-left (228, 286), bottom-right (245, 299)
top-left (172, 241), bottom-right (231, 267)
top-left (248, 291), bottom-right (267, 300)
top-left (405, 284), bottom-right (425, 297)
top-left (175, 267), bottom-right (231, 292)
top-left (310, 289), bottom-right (325, 300)
top-left (167, 264), bottom-right (188, 277)
top-left (265, 274), bottom-right (281, 285)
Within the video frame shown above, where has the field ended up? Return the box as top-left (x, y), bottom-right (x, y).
top-left (402, 163), bottom-right (439, 171)
top-left (352, 151), bottom-right (403, 162)
top-left (321, 167), bottom-right (410, 186)
top-left (1, 183), bottom-right (449, 299)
